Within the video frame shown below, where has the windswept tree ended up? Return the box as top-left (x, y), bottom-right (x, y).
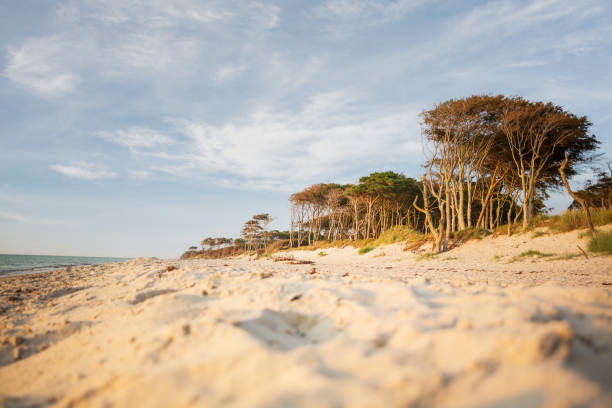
top-left (201, 237), bottom-right (233, 250)
top-left (499, 97), bottom-right (598, 227)
top-left (419, 94), bottom-right (599, 242)
top-left (241, 219), bottom-right (263, 253)
top-left (252, 213), bottom-right (273, 249)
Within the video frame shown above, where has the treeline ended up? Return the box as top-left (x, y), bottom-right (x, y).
top-left (183, 94), bottom-right (607, 257)
top-left (182, 214), bottom-right (290, 259)
top-left (289, 95), bottom-right (602, 252)
top-left (289, 173), bottom-right (423, 246)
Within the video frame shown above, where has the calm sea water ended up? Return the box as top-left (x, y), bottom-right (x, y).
top-left (0, 254), bottom-right (131, 277)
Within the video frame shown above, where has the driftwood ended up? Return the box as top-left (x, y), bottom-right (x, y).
top-left (577, 245), bottom-right (589, 260)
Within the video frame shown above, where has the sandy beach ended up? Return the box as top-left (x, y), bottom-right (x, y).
top-left (1, 229), bottom-right (611, 408)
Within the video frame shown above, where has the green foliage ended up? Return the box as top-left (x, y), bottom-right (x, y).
top-left (588, 231), bottom-right (612, 255)
top-left (358, 246), bottom-right (375, 255)
top-left (317, 251), bottom-right (327, 257)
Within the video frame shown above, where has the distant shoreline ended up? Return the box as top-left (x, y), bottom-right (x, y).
top-left (0, 254), bottom-right (132, 278)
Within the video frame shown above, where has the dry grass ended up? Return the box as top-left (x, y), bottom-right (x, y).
top-left (531, 230), bottom-right (549, 238)
top-left (416, 252), bottom-right (438, 261)
top-left (550, 253), bottom-right (582, 260)
top-left (547, 208), bottom-right (612, 233)
top-left (372, 226), bottom-right (424, 246)
top-left (508, 250), bottom-right (555, 263)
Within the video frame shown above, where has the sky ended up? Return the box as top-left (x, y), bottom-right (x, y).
top-left (1, 0), bottom-right (611, 258)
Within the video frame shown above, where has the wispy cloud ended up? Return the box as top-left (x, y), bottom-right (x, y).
top-left (213, 65), bottom-right (247, 84)
top-left (50, 162), bottom-right (117, 180)
top-left (99, 91), bottom-right (421, 190)
top-left (3, 35), bottom-right (78, 96)
top-left (129, 170), bottom-right (150, 180)
top-left (314, 0), bottom-right (428, 39)
top-left (96, 127), bottom-right (175, 151)
top-left (3, 0), bottom-right (281, 95)
top-left (319, 0), bottom-right (427, 21)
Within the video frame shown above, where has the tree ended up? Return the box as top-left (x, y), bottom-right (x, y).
top-left (347, 172), bottom-right (405, 239)
top-left (241, 219), bottom-right (263, 253)
top-left (421, 95), bottom-right (598, 233)
top-left (559, 152), bottom-right (595, 238)
top-left (252, 214), bottom-right (273, 249)
top-left (570, 160), bottom-right (612, 209)
top-left (500, 97), bottom-right (598, 227)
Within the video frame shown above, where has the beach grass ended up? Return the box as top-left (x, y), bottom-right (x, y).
top-left (358, 246), bottom-right (375, 255)
top-left (416, 252), bottom-right (438, 261)
top-left (588, 231), bottom-right (612, 255)
top-left (547, 208), bottom-right (612, 233)
top-left (509, 250), bottom-right (554, 263)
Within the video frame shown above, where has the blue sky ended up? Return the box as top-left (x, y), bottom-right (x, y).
top-left (1, 0), bottom-right (611, 258)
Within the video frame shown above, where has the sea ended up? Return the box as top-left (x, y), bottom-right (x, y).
top-left (0, 254), bottom-right (131, 277)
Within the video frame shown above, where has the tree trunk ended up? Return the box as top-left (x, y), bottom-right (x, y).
top-left (559, 152), bottom-right (595, 238)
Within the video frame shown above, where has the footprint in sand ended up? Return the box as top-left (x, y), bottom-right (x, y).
top-left (233, 309), bottom-right (336, 351)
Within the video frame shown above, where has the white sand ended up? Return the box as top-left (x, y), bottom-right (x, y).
top-left (1, 229), bottom-right (611, 407)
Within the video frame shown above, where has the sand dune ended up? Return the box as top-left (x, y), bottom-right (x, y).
top-left (1, 230), bottom-right (611, 407)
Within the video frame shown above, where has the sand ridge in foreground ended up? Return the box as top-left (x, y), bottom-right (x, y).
top-left (1, 230), bottom-right (611, 407)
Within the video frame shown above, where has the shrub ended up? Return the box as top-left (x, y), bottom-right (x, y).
top-left (588, 231), bottom-right (612, 255)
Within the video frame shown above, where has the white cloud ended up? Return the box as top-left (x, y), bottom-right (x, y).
top-left (321, 0), bottom-right (426, 20)
top-left (111, 33), bottom-right (200, 71)
top-left (57, 0), bottom-right (231, 27)
top-left (102, 91), bottom-right (421, 190)
top-left (129, 170), bottom-right (150, 180)
top-left (3, 35), bottom-right (77, 96)
top-left (352, 0), bottom-right (609, 86)
top-left (213, 65), bottom-right (247, 83)
top-left (4, 0), bottom-right (281, 96)
top-left (50, 162), bottom-right (117, 180)
top-left (315, 0), bottom-right (428, 38)
top-left (96, 127), bottom-right (175, 151)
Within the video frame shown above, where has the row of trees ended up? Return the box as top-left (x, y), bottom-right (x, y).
top-left (288, 95), bottom-right (602, 252)
top-left (184, 94), bottom-right (606, 256)
top-left (289, 172), bottom-right (423, 246)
